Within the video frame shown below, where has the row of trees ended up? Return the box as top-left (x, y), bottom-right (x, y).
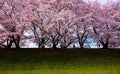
top-left (0, 0), bottom-right (119, 48)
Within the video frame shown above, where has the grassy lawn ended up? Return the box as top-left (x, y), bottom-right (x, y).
top-left (0, 49), bottom-right (120, 74)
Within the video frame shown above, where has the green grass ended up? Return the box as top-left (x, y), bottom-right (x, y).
top-left (0, 49), bottom-right (120, 74)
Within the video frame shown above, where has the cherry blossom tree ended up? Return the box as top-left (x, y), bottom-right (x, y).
top-left (72, 0), bottom-right (92, 48)
top-left (0, 0), bottom-right (119, 48)
top-left (89, 1), bottom-right (120, 48)
top-left (0, 0), bottom-right (27, 48)
top-left (24, 0), bottom-right (75, 48)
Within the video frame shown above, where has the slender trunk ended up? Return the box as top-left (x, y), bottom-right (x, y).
top-left (102, 43), bottom-right (109, 49)
top-left (40, 44), bottom-right (45, 48)
top-left (14, 38), bottom-right (20, 48)
top-left (41, 45), bottom-right (45, 48)
top-left (77, 34), bottom-right (85, 49)
top-left (61, 45), bottom-right (67, 48)
top-left (80, 44), bottom-right (84, 49)
top-left (7, 41), bottom-right (13, 48)
top-left (15, 44), bottom-right (20, 48)
top-left (79, 41), bottom-right (84, 49)
top-left (38, 43), bottom-right (45, 48)
top-left (100, 40), bottom-right (109, 49)
top-left (53, 43), bottom-right (57, 49)
top-left (14, 42), bottom-right (20, 48)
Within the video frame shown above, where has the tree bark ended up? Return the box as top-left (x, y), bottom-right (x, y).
top-left (102, 43), bottom-right (109, 49)
top-left (53, 43), bottom-right (57, 49)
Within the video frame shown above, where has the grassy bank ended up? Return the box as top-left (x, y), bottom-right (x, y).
top-left (0, 49), bottom-right (120, 74)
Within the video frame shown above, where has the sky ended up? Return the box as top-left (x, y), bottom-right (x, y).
top-left (85, 0), bottom-right (118, 4)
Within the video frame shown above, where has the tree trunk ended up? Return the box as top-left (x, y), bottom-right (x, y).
top-left (102, 43), bottom-right (108, 49)
top-left (53, 43), bottom-right (57, 49)
top-left (38, 43), bottom-right (45, 48)
top-left (15, 44), bottom-right (20, 48)
top-left (61, 46), bottom-right (67, 48)
top-left (79, 42), bottom-right (84, 49)
top-left (7, 40), bottom-right (13, 48)
top-left (14, 41), bottom-right (20, 48)
top-left (80, 45), bottom-right (84, 49)
top-left (100, 41), bottom-right (109, 49)
top-left (41, 45), bottom-right (45, 48)
top-left (14, 39), bottom-right (20, 48)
